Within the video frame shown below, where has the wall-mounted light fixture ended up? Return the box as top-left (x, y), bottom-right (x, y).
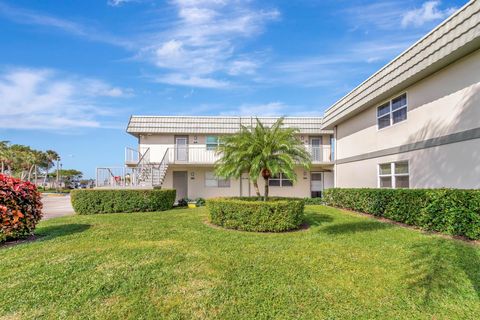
top-left (193, 136), bottom-right (198, 144)
top-left (190, 172), bottom-right (195, 180)
top-left (303, 171), bottom-right (308, 179)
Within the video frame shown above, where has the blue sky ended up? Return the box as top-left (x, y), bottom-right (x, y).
top-left (0, 0), bottom-right (467, 178)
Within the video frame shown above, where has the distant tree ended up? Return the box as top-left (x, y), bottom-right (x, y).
top-left (0, 141), bottom-right (11, 174)
top-left (42, 150), bottom-right (60, 186)
top-left (51, 169), bottom-right (83, 188)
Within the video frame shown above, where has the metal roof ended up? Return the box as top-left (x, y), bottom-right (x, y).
top-left (322, 0), bottom-right (480, 128)
top-left (127, 116), bottom-right (332, 136)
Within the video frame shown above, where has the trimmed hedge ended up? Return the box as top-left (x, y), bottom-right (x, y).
top-left (71, 189), bottom-right (176, 214)
top-left (207, 197), bottom-right (305, 232)
top-left (1, 174), bottom-right (43, 242)
top-left (324, 188), bottom-right (480, 240)
top-left (303, 197), bottom-right (324, 205)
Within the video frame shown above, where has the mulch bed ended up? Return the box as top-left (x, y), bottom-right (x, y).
top-left (0, 235), bottom-right (40, 249)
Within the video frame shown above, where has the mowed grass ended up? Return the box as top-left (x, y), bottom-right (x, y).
top-left (1, 206), bottom-right (479, 319)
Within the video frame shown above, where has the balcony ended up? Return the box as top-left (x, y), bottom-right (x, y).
top-left (167, 146), bottom-right (220, 164)
top-left (305, 145), bottom-right (333, 163)
top-left (125, 144), bottom-right (333, 166)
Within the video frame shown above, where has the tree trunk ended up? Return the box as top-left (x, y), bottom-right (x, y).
top-left (43, 167), bottom-right (49, 187)
top-left (263, 177), bottom-right (269, 202)
top-left (253, 180), bottom-right (261, 198)
top-left (28, 165), bottom-right (35, 182)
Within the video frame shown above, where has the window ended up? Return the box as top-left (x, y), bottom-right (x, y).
top-left (268, 173), bottom-right (293, 187)
top-left (205, 171), bottom-right (230, 187)
top-left (206, 136), bottom-right (220, 151)
top-left (378, 161), bottom-right (409, 188)
top-left (377, 93), bottom-right (407, 129)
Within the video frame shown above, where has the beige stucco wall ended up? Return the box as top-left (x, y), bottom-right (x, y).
top-left (336, 138), bottom-right (480, 189)
top-left (334, 48), bottom-right (480, 189)
top-left (161, 166), bottom-right (334, 199)
top-left (336, 48), bottom-right (480, 160)
top-left (161, 166), bottom-right (241, 199)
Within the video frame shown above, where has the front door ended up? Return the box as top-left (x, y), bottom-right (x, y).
top-left (310, 172), bottom-right (323, 198)
top-left (175, 136), bottom-right (188, 161)
top-left (173, 171), bottom-right (188, 202)
top-left (240, 172), bottom-right (250, 197)
top-left (310, 137), bottom-right (322, 162)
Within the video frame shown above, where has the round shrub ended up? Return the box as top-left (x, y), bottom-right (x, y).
top-left (0, 174), bottom-right (43, 242)
top-left (71, 189), bottom-right (176, 214)
top-left (207, 197), bottom-right (305, 232)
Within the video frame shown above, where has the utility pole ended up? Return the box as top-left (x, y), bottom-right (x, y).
top-left (56, 159), bottom-right (60, 191)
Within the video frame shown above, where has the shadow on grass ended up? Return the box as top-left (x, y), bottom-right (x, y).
top-left (304, 212), bottom-right (334, 227)
top-left (406, 238), bottom-right (480, 305)
top-left (36, 224), bottom-right (91, 240)
top-left (321, 221), bottom-right (392, 235)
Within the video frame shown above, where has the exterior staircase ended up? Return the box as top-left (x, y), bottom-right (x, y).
top-left (134, 148), bottom-right (169, 188)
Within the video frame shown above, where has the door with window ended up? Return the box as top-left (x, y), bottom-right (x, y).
top-left (310, 137), bottom-right (322, 162)
top-left (310, 172), bottom-right (323, 198)
top-left (175, 136), bottom-right (188, 161)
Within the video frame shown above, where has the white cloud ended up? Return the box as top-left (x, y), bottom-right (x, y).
top-left (219, 101), bottom-right (325, 117)
top-left (228, 59), bottom-right (258, 76)
top-left (154, 73), bottom-right (229, 89)
top-left (142, 0), bottom-right (279, 87)
top-left (0, 68), bottom-right (129, 130)
top-left (107, 0), bottom-right (133, 6)
top-left (402, 1), bottom-right (457, 28)
top-left (0, 2), bottom-right (133, 48)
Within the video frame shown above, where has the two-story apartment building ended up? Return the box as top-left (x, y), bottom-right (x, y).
top-left (323, 0), bottom-right (480, 189)
top-left (97, 117), bottom-right (334, 201)
top-left (96, 0), bottom-right (480, 198)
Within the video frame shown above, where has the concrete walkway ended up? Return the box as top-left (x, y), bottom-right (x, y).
top-left (41, 195), bottom-right (75, 220)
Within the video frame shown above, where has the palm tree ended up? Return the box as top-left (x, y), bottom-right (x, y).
top-left (0, 141), bottom-right (10, 174)
top-left (216, 117), bottom-right (311, 201)
top-left (42, 150), bottom-right (60, 187)
top-left (215, 127), bottom-right (262, 197)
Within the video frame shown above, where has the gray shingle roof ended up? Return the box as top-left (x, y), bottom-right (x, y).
top-left (127, 116), bottom-right (332, 135)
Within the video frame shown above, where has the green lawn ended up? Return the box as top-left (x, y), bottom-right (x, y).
top-left (1, 206), bottom-right (479, 319)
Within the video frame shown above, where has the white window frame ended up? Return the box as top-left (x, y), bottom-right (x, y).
top-left (205, 171), bottom-right (230, 188)
top-left (377, 92), bottom-right (408, 130)
top-left (377, 161), bottom-right (410, 189)
top-left (268, 173), bottom-right (293, 187)
top-left (206, 136), bottom-right (221, 151)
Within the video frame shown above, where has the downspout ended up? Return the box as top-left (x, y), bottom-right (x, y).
top-left (333, 125), bottom-right (338, 188)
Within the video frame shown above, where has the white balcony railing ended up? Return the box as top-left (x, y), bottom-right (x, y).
top-left (126, 145), bottom-right (333, 165)
top-left (306, 146), bottom-right (333, 163)
top-left (125, 147), bottom-right (150, 166)
top-left (167, 146), bottom-right (220, 164)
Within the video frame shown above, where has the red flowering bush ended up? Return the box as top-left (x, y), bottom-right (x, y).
top-left (0, 174), bottom-right (43, 242)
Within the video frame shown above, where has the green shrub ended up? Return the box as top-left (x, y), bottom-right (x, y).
top-left (207, 197), bottom-right (305, 232)
top-left (324, 188), bottom-right (480, 240)
top-left (195, 198), bottom-right (206, 207)
top-left (71, 189), bottom-right (176, 214)
top-left (177, 198), bottom-right (188, 207)
top-left (303, 197), bottom-right (324, 205)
